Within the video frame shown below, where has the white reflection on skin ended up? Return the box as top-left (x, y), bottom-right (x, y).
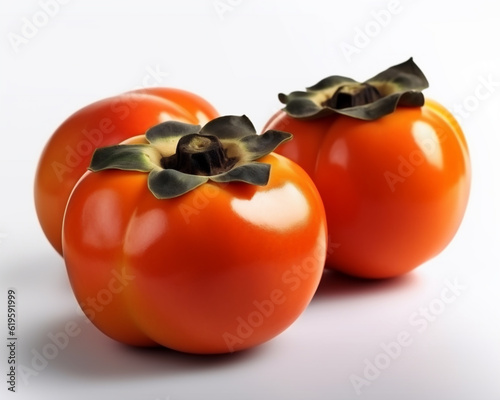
top-left (328, 137), bottom-right (349, 168)
top-left (82, 189), bottom-right (122, 249)
top-left (124, 209), bottom-right (168, 256)
top-left (231, 182), bottom-right (310, 231)
top-left (412, 121), bottom-right (444, 169)
top-left (195, 110), bottom-right (210, 125)
top-left (159, 111), bottom-right (174, 122)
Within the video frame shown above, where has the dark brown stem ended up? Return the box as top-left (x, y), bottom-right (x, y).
top-left (327, 83), bottom-right (382, 109)
top-left (161, 134), bottom-right (236, 176)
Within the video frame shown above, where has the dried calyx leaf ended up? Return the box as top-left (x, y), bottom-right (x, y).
top-left (279, 58), bottom-right (429, 120)
top-left (89, 115), bottom-right (292, 199)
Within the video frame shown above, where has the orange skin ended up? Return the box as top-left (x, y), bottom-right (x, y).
top-left (263, 99), bottom-right (471, 279)
top-left (34, 88), bottom-right (218, 255)
top-left (62, 151), bottom-right (327, 354)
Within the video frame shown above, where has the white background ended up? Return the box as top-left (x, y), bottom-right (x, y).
top-left (1, 0), bottom-right (500, 399)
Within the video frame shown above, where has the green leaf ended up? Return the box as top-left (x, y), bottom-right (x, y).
top-left (334, 91), bottom-right (425, 121)
top-left (147, 168), bottom-right (208, 199)
top-left (210, 162), bottom-right (271, 186)
top-left (397, 91), bottom-right (426, 107)
top-left (199, 115), bottom-right (256, 140)
top-left (89, 145), bottom-right (156, 172)
top-left (280, 96), bottom-right (324, 120)
top-left (145, 121), bottom-right (201, 144)
top-left (240, 130), bottom-right (293, 160)
top-left (365, 57), bottom-right (429, 93)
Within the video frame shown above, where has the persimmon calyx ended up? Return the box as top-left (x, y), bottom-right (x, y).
top-left (89, 115), bottom-right (292, 199)
top-left (278, 57), bottom-right (429, 121)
